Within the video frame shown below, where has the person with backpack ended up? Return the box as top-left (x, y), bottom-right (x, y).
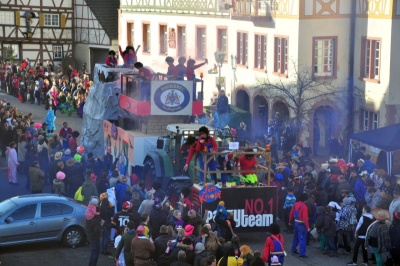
top-left (261, 223), bottom-right (285, 265)
top-left (347, 205), bottom-right (374, 266)
top-left (365, 208), bottom-right (392, 266)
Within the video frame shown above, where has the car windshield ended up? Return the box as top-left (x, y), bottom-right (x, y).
top-left (0, 199), bottom-right (18, 218)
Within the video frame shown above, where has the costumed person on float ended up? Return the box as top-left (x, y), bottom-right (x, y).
top-left (119, 45), bottom-right (140, 68)
top-left (195, 126), bottom-right (218, 186)
top-left (105, 50), bottom-right (118, 67)
top-left (238, 148), bottom-right (259, 186)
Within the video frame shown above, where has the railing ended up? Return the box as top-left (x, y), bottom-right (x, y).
top-left (121, 0), bottom-right (231, 14)
top-left (231, 0), bottom-right (273, 21)
top-left (193, 147), bottom-right (273, 186)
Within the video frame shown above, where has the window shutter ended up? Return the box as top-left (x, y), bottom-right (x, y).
top-left (61, 15), bottom-right (66, 28)
top-left (15, 11), bottom-right (20, 26)
top-left (39, 13), bottom-right (44, 27)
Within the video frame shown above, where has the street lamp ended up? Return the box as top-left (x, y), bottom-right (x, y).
top-left (231, 54), bottom-right (237, 102)
top-left (214, 51), bottom-right (225, 92)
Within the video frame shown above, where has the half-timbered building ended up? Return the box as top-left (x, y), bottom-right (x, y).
top-left (0, 0), bottom-right (118, 72)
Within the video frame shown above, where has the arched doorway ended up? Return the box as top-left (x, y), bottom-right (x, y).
top-left (272, 101), bottom-right (289, 122)
top-left (236, 89), bottom-right (250, 112)
top-left (313, 106), bottom-right (337, 157)
top-left (253, 95), bottom-right (268, 139)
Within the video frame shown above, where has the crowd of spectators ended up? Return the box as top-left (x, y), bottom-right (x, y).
top-left (0, 58), bottom-right (91, 117)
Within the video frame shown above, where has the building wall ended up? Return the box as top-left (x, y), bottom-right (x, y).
top-left (74, 0), bottom-right (112, 71)
top-left (0, 0), bottom-right (74, 62)
top-left (118, 0), bottom-right (400, 146)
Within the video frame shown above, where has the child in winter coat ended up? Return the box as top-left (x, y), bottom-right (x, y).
top-left (86, 197), bottom-right (100, 220)
top-left (216, 201), bottom-right (228, 220)
top-left (283, 188), bottom-right (296, 233)
top-left (53, 171), bottom-right (67, 196)
top-left (323, 206), bottom-right (338, 257)
top-left (315, 206), bottom-right (327, 251)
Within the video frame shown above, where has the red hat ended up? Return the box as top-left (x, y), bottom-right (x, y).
top-left (394, 211), bottom-right (400, 221)
top-left (122, 201), bottom-right (132, 210)
top-left (130, 173), bottom-right (140, 185)
top-left (76, 146), bottom-right (84, 154)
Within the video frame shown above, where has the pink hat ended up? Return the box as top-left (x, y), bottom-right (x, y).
top-left (56, 171), bottom-right (66, 180)
top-left (184, 224), bottom-right (194, 237)
top-left (34, 123), bottom-right (42, 129)
top-left (91, 173), bottom-right (97, 182)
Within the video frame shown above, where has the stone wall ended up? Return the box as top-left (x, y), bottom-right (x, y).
top-left (136, 115), bottom-right (190, 135)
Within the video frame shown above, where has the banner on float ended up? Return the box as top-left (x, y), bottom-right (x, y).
top-left (201, 186), bottom-right (277, 232)
top-left (150, 81), bottom-right (193, 115)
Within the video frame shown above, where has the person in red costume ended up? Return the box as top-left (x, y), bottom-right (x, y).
top-left (195, 126), bottom-right (218, 185)
top-left (165, 56), bottom-right (178, 80)
top-left (134, 62), bottom-right (153, 101)
top-left (105, 50), bottom-right (118, 67)
top-left (186, 58), bottom-right (207, 80)
top-left (262, 223), bottom-right (285, 265)
top-left (289, 193), bottom-right (310, 258)
top-left (119, 45), bottom-right (140, 68)
top-left (182, 136), bottom-right (197, 172)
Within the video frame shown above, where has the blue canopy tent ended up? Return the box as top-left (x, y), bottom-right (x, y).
top-left (350, 123), bottom-right (400, 175)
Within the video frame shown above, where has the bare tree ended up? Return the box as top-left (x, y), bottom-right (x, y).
top-left (257, 61), bottom-right (346, 139)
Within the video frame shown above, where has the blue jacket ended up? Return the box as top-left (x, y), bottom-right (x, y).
top-left (354, 178), bottom-right (367, 203)
top-left (363, 160), bottom-right (375, 174)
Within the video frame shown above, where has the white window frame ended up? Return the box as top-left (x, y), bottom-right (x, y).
top-left (274, 37), bottom-right (288, 74)
top-left (0, 11), bottom-right (14, 25)
top-left (362, 38), bottom-right (381, 80)
top-left (177, 26), bottom-right (186, 57)
top-left (362, 110), bottom-right (379, 131)
top-left (2, 44), bottom-right (19, 60)
top-left (237, 32), bottom-right (248, 66)
top-left (129, 23), bottom-right (134, 47)
top-left (372, 112), bottom-right (378, 129)
top-left (196, 27), bottom-right (206, 59)
top-left (255, 34), bottom-right (267, 70)
top-left (143, 23), bottom-right (151, 53)
top-left (314, 39), bottom-right (334, 77)
top-left (53, 45), bottom-right (63, 59)
top-left (217, 28), bottom-right (227, 62)
top-left (44, 14), bottom-right (59, 27)
top-left (363, 110), bottom-right (369, 131)
top-left (159, 25), bottom-right (168, 55)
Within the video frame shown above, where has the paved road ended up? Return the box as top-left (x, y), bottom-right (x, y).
top-left (0, 92), bottom-right (357, 265)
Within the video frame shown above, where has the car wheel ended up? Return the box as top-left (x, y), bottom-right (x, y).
top-left (62, 227), bottom-right (85, 248)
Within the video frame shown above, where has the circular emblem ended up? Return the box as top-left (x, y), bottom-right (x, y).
top-left (153, 83), bottom-right (190, 112)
